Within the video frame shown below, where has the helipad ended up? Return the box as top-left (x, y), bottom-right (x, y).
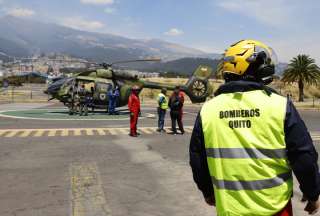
top-left (0, 108), bottom-right (133, 121)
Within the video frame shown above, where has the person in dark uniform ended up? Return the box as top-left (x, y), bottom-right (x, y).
top-left (78, 84), bottom-right (88, 116)
top-left (108, 86), bottom-right (115, 115)
top-left (89, 86), bottom-right (95, 113)
top-left (169, 86), bottom-right (185, 135)
top-left (189, 40), bottom-right (320, 216)
top-left (113, 85), bottom-right (120, 115)
top-left (68, 82), bottom-right (78, 115)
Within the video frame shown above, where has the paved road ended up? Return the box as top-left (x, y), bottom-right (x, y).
top-left (0, 103), bottom-right (319, 216)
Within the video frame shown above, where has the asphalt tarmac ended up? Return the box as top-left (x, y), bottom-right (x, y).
top-left (0, 102), bottom-right (319, 216)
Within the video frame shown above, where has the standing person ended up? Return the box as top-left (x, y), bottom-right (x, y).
top-left (78, 84), bottom-right (88, 116)
top-left (169, 86), bottom-right (184, 135)
top-left (108, 86), bottom-right (115, 115)
top-left (189, 40), bottom-right (320, 216)
top-left (157, 88), bottom-right (168, 132)
top-left (68, 82), bottom-right (78, 115)
top-left (177, 86), bottom-right (185, 133)
top-left (128, 86), bottom-right (141, 137)
top-left (113, 85), bottom-right (120, 115)
top-left (89, 86), bottom-right (95, 113)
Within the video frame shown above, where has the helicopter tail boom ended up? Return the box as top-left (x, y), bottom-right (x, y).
top-left (142, 65), bottom-right (213, 103)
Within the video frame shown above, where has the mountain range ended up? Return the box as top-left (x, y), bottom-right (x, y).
top-left (0, 16), bottom-right (219, 63)
top-left (0, 16), bottom-right (287, 76)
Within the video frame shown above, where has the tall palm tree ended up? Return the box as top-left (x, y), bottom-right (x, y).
top-left (282, 54), bottom-right (320, 102)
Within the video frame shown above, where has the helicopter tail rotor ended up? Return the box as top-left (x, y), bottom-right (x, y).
top-left (183, 65), bottom-right (213, 103)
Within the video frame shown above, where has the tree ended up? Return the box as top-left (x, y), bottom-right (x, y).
top-left (282, 54), bottom-right (320, 102)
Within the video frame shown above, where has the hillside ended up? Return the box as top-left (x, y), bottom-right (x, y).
top-left (0, 16), bottom-right (217, 62)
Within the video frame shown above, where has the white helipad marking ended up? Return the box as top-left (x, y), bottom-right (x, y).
top-left (48, 130), bottom-right (57, 137)
top-left (117, 128), bottom-right (129, 134)
top-left (184, 128), bottom-right (193, 133)
top-left (85, 129), bottom-right (94, 136)
top-left (96, 129), bottom-right (106, 136)
top-left (19, 130), bottom-right (33, 138)
top-left (33, 130), bottom-right (45, 137)
top-left (108, 128), bottom-right (118, 135)
top-left (140, 128), bottom-right (154, 134)
top-left (4, 131), bottom-right (18, 138)
top-left (74, 129), bottom-right (82, 136)
top-left (70, 162), bottom-right (111, 216)
top-left (61, 130), bottom-right (69, 137)
top-left (0, 130), bottom-right (7, 136)
top-left (0, 109), bottom-right (156, 121)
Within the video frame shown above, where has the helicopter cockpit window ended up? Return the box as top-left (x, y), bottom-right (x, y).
top-left (63, 78), bottom-right (74, 87)
top-left (96, 82), bottom-right (112, 92)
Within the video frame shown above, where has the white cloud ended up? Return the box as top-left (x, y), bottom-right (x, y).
top-left (217, 0), bottom-right (295, 27)
top-left (80, 0), bottom-right (114, 5)
top-left (7, 8), bottom-right (35, 17)
top-left (62, 17), bottom-right (105, 31)
top-left (104, 7), bottom-right (116, 14)
top-left (164, 28), bottom-right (184, 36)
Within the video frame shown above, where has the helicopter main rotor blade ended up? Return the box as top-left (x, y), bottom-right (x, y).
top-left (46, 59), bottom-right (99, 65)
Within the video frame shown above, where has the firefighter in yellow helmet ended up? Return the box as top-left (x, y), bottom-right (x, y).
top-left (189, 40), bottom-right (320, 215)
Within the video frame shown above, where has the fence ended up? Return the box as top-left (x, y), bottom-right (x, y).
top-left (0, 84), bottom-right (49, 103)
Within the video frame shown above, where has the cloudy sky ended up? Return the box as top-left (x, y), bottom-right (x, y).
top-left (0, 0), bottom-right (319, 62)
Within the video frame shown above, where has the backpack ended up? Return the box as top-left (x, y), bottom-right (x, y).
top-left (171, 95), bottom-right (181, 110)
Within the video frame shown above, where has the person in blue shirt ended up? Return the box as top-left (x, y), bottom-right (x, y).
top-left (113, 85), bottom-right (120, 115)
top-left (107, 85), bottom-right (115, 115)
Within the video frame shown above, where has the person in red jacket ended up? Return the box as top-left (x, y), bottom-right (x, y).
top-left (128, 85), bottom-right (141, 137)
top-left (177, 86), bottom-right (185, 133)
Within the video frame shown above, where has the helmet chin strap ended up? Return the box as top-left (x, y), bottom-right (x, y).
top-left (261, 76), bottom-right (273, 85)
top-left (224, 73), bottom-right (273, 85)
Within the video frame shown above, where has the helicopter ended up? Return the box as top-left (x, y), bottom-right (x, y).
top-left (44, 58), bottom-right (214, 114)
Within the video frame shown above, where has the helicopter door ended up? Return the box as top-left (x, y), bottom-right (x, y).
top-left (95, 82), bottom-right (112, 105)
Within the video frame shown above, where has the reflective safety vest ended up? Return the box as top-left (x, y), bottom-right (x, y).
top-left (157, 93), bottom-right (168, 110)
top-left (200, 90), bottom-right (293, 216)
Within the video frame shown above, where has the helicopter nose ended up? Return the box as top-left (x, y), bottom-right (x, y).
top-left (46, 83), bottom-right (62, 95)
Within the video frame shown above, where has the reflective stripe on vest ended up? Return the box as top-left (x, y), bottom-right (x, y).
top-left (211, 172), bottom-right (292, 191)
top-left (206, 147), bottom-right (287, 159)
top-left (158, 93), bottom-right (168, 110)
top-left (200, 90), bottom-right (293, 216)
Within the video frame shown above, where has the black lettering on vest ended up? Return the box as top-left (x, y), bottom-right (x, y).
top-left (228, 120), bottom-right (252, 129)
top-left (255, 109), bottom-right (260, 117)
top-left (229, 121), bottom-right (234, 129)
top-left (235, 120), bottom-right (239, 128)
top-left (229, 110), bottom-right (235, 118)
top-left (246, 120), bottom-right (251, 128)
top-left (241, 110), bottom-right (245, 117)
top-left (220, 111), bottom-right (224, 119)
top-left (244, 110), bottom-right (250, 117)
top-left (236, 110), bottom-right (241, 117)
top-left (250, 109), bottom-right (255, 117)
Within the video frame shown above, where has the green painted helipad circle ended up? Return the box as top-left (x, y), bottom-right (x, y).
top-left (0, 108), bottom-right (132, 121)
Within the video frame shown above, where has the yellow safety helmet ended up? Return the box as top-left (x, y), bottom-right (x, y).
top-left (221, 39), bottom-right (278, 84)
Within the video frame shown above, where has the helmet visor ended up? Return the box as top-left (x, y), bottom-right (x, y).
top-left (247, 45), bottom-right (278, 66)
top-left (269, 47), bottom-right (279, 66)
